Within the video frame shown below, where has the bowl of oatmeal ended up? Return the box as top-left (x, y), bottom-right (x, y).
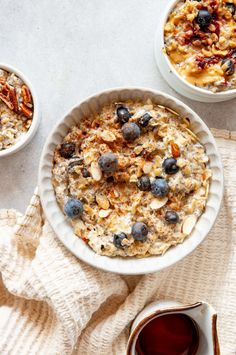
top-left (0, 63), bottom-right (40, 157)
top-left (39, 88), bottom-right (223, 274)
top-left (155, 0), bottom-right (236, 102)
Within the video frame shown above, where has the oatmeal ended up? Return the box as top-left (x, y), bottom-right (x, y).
top-left (164, 0), bottom-right (236, 92)
top-left (0, 69), bottom-right (33, 150)
top-left (52, 100), bottom-right (211, 257)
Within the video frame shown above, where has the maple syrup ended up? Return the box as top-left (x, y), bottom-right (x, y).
top-left (135, 313), bottom-right (199, 355)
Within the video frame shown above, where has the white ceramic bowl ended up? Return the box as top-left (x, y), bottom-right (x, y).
top-left (0, 63), bottom-right (40, 157)
top-left (39, 87), bottom-right (223, 275)
top-left (154, 0), bottom-right (236, 103)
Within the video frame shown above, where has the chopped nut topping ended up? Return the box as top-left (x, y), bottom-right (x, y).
top-left (90, 161), bottom-right (102, 181)
top-left (21, 85), bottom-right (32, 105)
top-left (19, 103), bottom-right (33, 118)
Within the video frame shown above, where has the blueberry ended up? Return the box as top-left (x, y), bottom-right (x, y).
top-left (137, 175), bottom-right (151, 191)
top-left (98, 152), bottom-right (118, 172)
top-left (221, 58), bottom-right (235, 76)
top-left (163, 158), bottom-right (179, 175)
top-left (196, 10), bottom-right (212, 29)
top-left (81, 168), bottom-right (90, 178)
top-left (151, 178), bottom-right (169, 197)
top-left (131, 222), bottom-right (148, 242)
top-left (116, 106), bottom-right (131, 124)
top-left (60, 143), bottom-right (75, 159)
top-left (121, 122), bottom-right (141, 142)
top-left (64, 198), bottom-right (83, 219)
top-left (165, 210), bottom-right (179, 224)
top-left (138, 113), bottom-right (152, 127)
top-left (113, 232), bottom-right (127, 249)
top-left (225, 2), bottom-right (236, 14)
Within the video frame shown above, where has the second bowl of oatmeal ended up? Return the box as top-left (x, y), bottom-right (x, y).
top-left (39, 87), bottom-right (223, 274)
top-left (0, 63), bottom-right (40, 157)
top-left (155, 0), bottom-right (236, 102)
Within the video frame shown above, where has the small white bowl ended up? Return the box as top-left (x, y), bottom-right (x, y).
top-left (154, 0), bottom-right (236, 103)
top-left (0, 63), bottom-right (40, 157)
top-left (38, 87), bottom-right (223, 275)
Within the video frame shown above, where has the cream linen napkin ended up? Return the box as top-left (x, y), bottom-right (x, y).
top-left (0, 129), bottom-right (235, 355)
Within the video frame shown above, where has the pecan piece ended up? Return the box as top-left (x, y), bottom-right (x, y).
top-left (9, 86), bottom-right (18, 112)
top-left (171, 142), bottom-right (180, 158)
top-left (19, 103), bottom-right (32, 118)
top-left (0, 93), bottom-right (14, 110)
top-left (1, 84), bottom-right (10, 97)
top-left (21, 85), bottom-right (32, 105)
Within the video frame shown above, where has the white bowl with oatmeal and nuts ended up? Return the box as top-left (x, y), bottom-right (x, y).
top-left (155, 0), bottom-right (236, 102)
top-left (39, 88), bottom-right (223, 275)
top-left (0, 63), bottom-right (40, 157)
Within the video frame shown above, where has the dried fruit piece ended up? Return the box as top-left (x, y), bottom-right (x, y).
top-left (90, 161), bottom-right (102, 181)
top-left (182, 215), bottom-right (197, 235)
top-left (96, 194), bottom-right (110, 210)
top-left (19, 103), bottom-right (32, 118)
top-left (171, 142), bottom-right (180, 158)
top-left (21, 85), bottom-right (32, 105)
top-left (150, 197), bottom-right (168, 210)
top-left (60, 143), bottom-right (75, 159)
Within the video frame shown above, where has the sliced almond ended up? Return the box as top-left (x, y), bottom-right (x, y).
top-left (182, 117), bottom-right (190, 127)
top-left (100, 130), bottom-right (116, 142)
top-left (150, 197), bottom-right (168, 210)
top-left (90, 161), bottom-right (102, 181)
top-left (198, 187), bottom-right (206, 196)
top-left (98, 209), bottom-right (111, 218)
top-left (165, 107), bottom-right (179, 116)
top-left (205, 182), bottom-right (209, 199)
top-left (132, 109), bottom-right (146, 120)
top-left (182, 215), bottom-right (197, 235)
top-left (96, 194), bottom-right (110, 209)
top-left (129, 174), bottom-right (137, 183)
top-left (142, 162), bottom-right (153, 174)
top-left (74, 220), bottom-right (86, 236)
top-left (184, 128), bottom-right (200, 142)
top-left (134, 145), bottom-right (143, 155)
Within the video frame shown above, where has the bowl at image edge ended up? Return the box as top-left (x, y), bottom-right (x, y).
top-left (0, 63), bottom-right (40, 158)
top-left (154, 0), bottom-right (236, 103)
top-left (38, 87), bottom-right (223, 275)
